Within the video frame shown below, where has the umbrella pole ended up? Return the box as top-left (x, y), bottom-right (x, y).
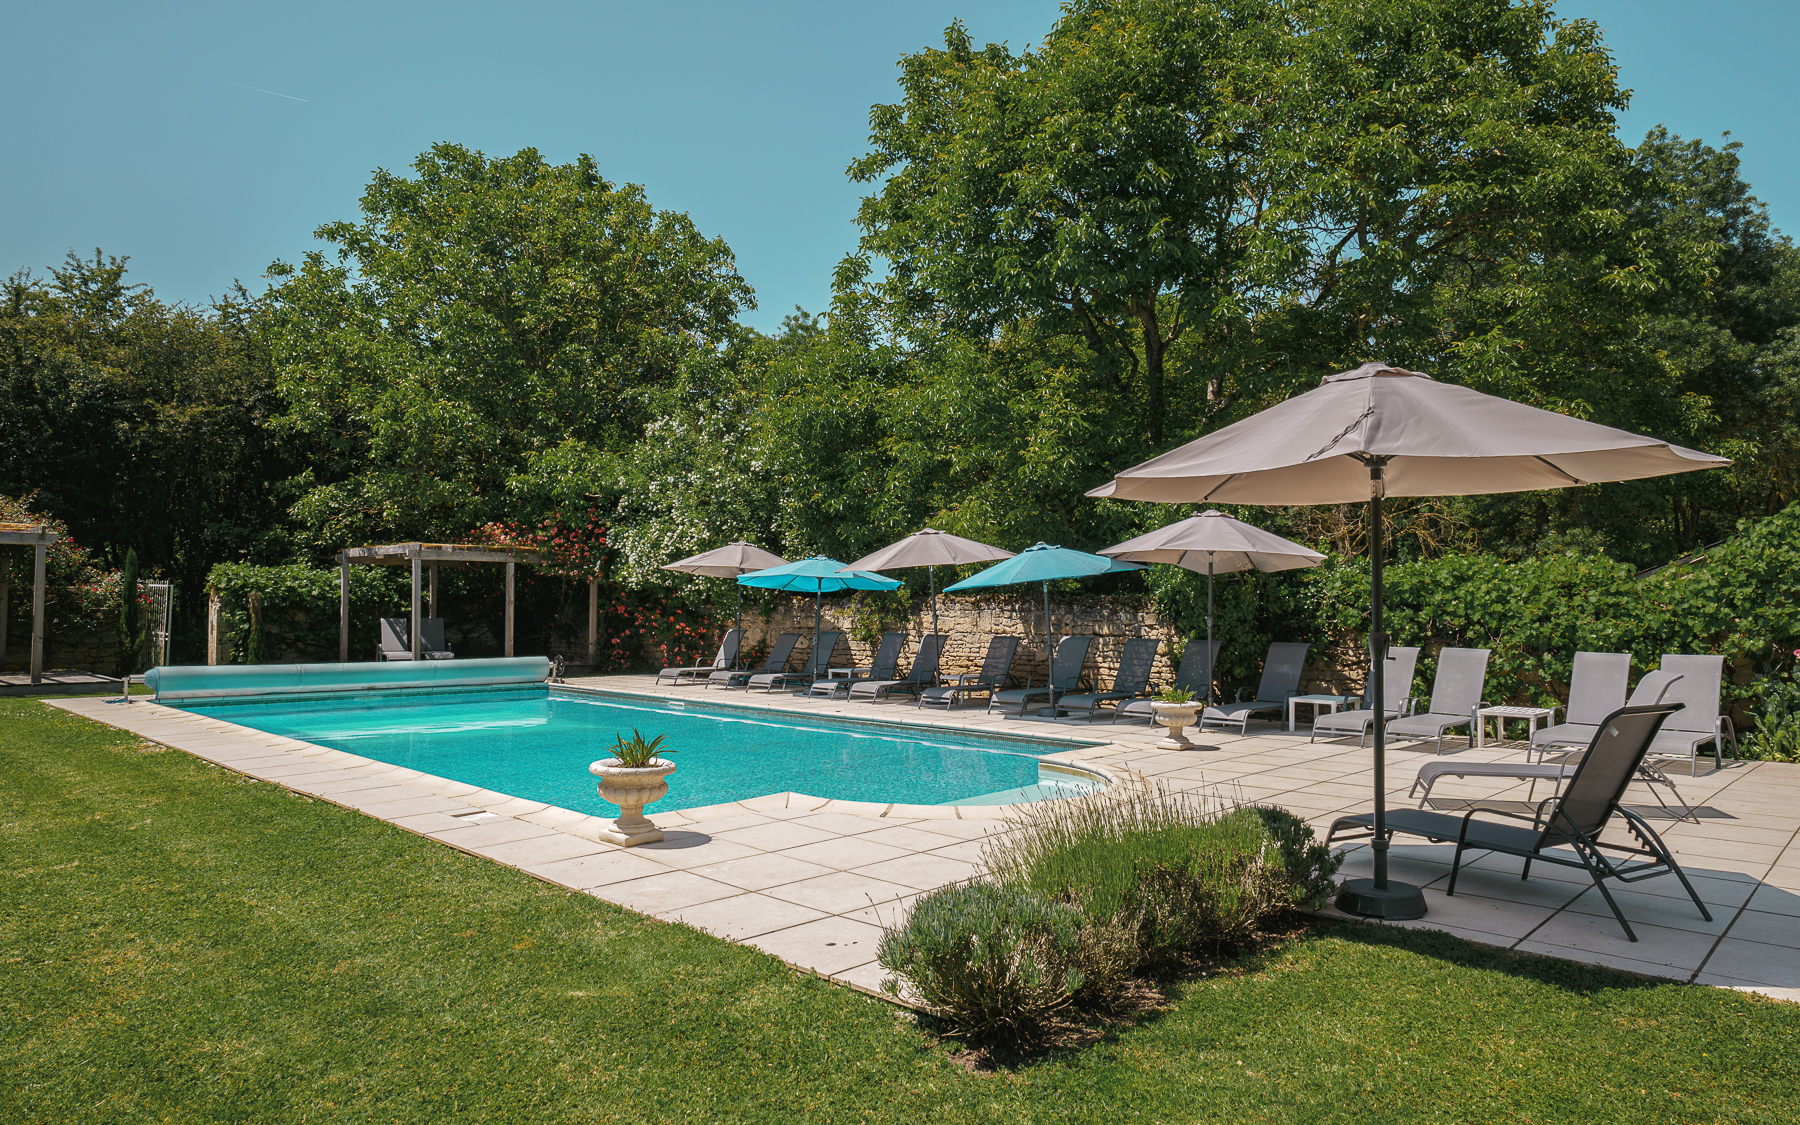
top-left (1337, 459), bottom-right (1426, 920)
top-left (1206, 561), bottom-right (1215, 707)
top-left (735, 583), bottom-right (742, 636)
top-left (929, 564), bottom-right (938, 638)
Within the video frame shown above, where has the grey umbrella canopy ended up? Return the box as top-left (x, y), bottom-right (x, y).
top-left (1089, 363), bottom-right (1729, 922)
top-left (1100, 511), bottom-right (1325, 705)
top-left (843, 529), bottom-right (1015, 637)
top-left (662, 541), bottom-right (789, 633)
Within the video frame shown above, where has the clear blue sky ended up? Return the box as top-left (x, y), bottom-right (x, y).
top-left (3, 1), bottom-right (1795, 335)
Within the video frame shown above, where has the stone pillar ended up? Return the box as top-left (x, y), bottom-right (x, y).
top-left (587, 575), bottom-right (599, 669)
top-left (0, 572), bottom-right (9, 672)
top-left (504, 561), bottom-right (516, 658)
top-left (410, 555), bottom-right (422, 661)
top-left (338, 552), bottom-right (349, 663)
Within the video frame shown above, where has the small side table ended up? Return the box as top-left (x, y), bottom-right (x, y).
top-left (1287, 694), bottom-right (1362, 733)
top-left (1475, 705), bottom-right (1556, 749)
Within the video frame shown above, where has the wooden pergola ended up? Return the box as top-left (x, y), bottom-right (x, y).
top-left (0, 522), bottom-right (57, 684)
top-left (338, 543), bottom-right (546, 662)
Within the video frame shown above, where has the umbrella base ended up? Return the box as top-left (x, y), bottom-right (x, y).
top-left (1335, 878), bottom-right (1427, 920)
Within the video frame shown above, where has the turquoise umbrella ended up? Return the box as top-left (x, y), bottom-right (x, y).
top-left (944, 544), bottom-right (1142, 710)
top-left (738, 556), bottom-right (903, 646)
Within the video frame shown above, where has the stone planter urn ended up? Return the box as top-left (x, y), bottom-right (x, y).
top-left (1150, 700), bottom-right (1204, 750)
top-left (589, 757), bottom-right (678, 845)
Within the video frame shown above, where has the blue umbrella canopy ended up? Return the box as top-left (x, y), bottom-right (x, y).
top-left (945, 544), bottom-right (1142, 714)
top-left (738, 556), bottom-right (903, 646)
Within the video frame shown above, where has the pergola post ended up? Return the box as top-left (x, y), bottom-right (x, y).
top-left (31, 541), bottom-right (47, 685)
top-left (410, 554), bottom-right (422, 661)
top-left (338, 552), bottom-right (350, 663)
top-left (587, 574), bottom-right (599, 669)
top-left (429, 562), bottom-right (439, 618)
top-left (0, 571), bottom-right (9, 671)
top-left (504, 561), bottom-right (516, 658)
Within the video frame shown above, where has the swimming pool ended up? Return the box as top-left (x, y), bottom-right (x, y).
top-left (177, 686), bottom-right (1107, 817)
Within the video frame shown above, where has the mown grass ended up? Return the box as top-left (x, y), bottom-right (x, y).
top-left (2, 697), bottom-right (1796, 1123)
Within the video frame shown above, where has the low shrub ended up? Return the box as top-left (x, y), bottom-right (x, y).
top-left (876, 882), bottom-right (1088, 1045)
top-left (1740, 675), bottom-right (1800, 762)
top-left (877, 788), bottom-right (1342, 1046)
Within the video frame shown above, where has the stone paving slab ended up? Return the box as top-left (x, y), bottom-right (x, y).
top-left (41, 681), bottom-right (1800, 1004)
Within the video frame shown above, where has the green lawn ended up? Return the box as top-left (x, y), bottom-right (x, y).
top-left (2, 698), bottom-right (1795, 1124)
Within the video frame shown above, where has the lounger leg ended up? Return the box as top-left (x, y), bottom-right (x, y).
top-left (1520, 856), bottom-right (1532, 881)
top-left (1586, 868), bottom-right (1638, 942)
top-left (1447, 844), bottom-right (1465, 896)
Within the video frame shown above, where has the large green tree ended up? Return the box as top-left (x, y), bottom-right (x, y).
top-left (265, 143), bottom-right (754, 551)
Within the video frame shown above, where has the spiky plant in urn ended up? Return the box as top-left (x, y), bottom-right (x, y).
top-left (590, 728), bottom-right (677, 845)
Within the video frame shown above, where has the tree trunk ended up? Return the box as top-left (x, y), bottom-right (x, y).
top-left (1136, 299), bottom-right (1166, 444)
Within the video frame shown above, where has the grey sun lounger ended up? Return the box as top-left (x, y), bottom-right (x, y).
top-left (751, 631), bottom-right (841, 692)
top-left (1115, 638), bottom-right (1220, 723)
top-left (850, 634), bottom-right (947, 701)
top-left (1525, 652), bottom-right (1633, 757)
top-left (1412, 668), bottom-right (1693, 819)
top-left (809, 631), bottom-right (903, 698)
top-left (989, 635), bottom-right (1093, 717)
top-left (1055, 637), bottom-right (1160, 722)
top-left (1329, 702), bottom-right (1708, 942)
top-left (1199, 642), bottom-right (1309, 734)
top-left (919, 635), bottom-right (1020, 709)
top-left (657, 628), bottom-right (743, 685)
top-left (1383, 647), bottom-right (1491, 753)
top-left (1309, 646), bottom-right (1423, 744)
top-left (377, 617), bottom-right (454, 661)
top-left (709, 631), bottom-right (800, 689)
top-left (1646, 654), bottom-right (1738, 775)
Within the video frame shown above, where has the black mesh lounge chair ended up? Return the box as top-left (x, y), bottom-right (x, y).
top-left (1328, 702), bottom-right (1709, 941)
top-left (1526, 652), bottom-right (1633, 758)
top-left (1411, 670), bottom-right (1693, 819)
top-left (1383, 647), bottom-right (1491, 753)
top-left (1055, 637), bottom-right (1160, 722)
top-left (809, 632), bottom-right (903, 698)
top-left (709, 632), bottom-right (800, 689)
top-left (1310, 646), bottom-right (1423, 745)
top-left (918, 635), bottom-right (1020, 709)
top-left (657, 628), bottom-right (743, 686)
top-left (1198, 642), bottom-right (1310, 734)
top-left (752, 631), bottom-right (841, 692)
top-left (1646, 654), bottom-right (1738, 775)
top-left (988, 635), bottom-right (1093, 717)
top-left (851, 634), bottom-right (948, 701)
top-left (377, 617), bottom-right (454, 661)
top-left (1115, 638), bottom-right (1220, 723)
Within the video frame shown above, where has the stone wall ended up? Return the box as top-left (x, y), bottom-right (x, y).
top-left (737, 592), bottom-right (1360, 695)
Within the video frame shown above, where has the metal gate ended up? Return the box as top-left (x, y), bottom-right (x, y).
top-left (144, 582), bottom-right (173, 669)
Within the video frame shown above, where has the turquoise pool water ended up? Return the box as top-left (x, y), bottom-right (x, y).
top-left (178, 686), bottom-right (1104, 816)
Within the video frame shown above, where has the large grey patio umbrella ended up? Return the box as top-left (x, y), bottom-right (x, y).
top-left (662, 541), bottom-right (789, 633)
top-left (843, 529), bottom-right (1016, 637)
top-left (1089, 363), bottom-right (1729, 921)
top-left (1099, 511), bottom-right (1325, 705)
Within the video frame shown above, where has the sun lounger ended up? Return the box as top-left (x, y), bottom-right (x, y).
top-left (1645, 654), bottom-right (1738, 775)
top-left (1524, 652), bottom-right (1632, 757)
top-left (1055, 637), bottom-right (1159, 722)
top-left (850, 634), bottom-right (948, 701)
top-left (918, 635), bottom-right (1020, 709)
top-left (657, 628), bottom-right (743, 686)
top-left (1383, 647), bottom-right (1490, 753)
top-left (1309, 646), bottom-right (1422, 744)
top-left (1115, 638), bottom-right (1220, 723)
top-left (1329, 702), bottom-right (1708, 941)
top-left (709, 632), bottom-right (800, 689)
top-left (751, 631), bottom-right (841, 692)
top-left (377, 617), bottom-right (454, 661)
top-left (809, 632), bottom-right (903, 698)
top-left (988, 635), bottom-right (1093, 717)
top-left (1198, 642), bottom-right (1309, 734)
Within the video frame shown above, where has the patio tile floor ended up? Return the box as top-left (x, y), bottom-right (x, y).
top-left (47, 676), bottom-right (1800, 1004)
